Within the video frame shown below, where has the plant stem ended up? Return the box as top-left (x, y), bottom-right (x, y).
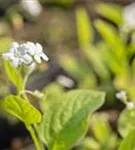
top-left (34, 124), bottom-right (45, 150)
top-left (26, 125), bottom-right (42, 150)
top-left (22, 69), bottom-right (32, 91)
top-left (22, 66), bottom-right (35, 100)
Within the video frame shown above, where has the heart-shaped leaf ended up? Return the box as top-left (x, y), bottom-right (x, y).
top-left (38, 90), bottom-right (105, 150)
top-left (1, 95), bottom-right (42, 126)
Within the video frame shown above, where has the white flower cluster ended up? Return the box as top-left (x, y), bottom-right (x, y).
top-left (2, 42), bottom-right (49, 67)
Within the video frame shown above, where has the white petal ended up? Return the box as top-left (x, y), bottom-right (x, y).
top-left (10, 42), bottom-right (19, 53)
top-left (2, 53), bottom-right (12, 60)
top-left (22, 54), bottom-right (33, 64)
top-left (18, 44), bottom-right (28, 55)
top-left (11, 42), bottom-right (19, 49)
top-left (36, 43), bottom-right (43, 54)
top-left (41, 53), bottom-right (49, 61)
top-left (11, 58), bottom-right (20, 67)
top-left (34, 54), bottom-right (41, 63)
top-left (27, 42), bottom-right (36, 55)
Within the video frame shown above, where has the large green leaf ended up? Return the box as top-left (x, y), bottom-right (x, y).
top-left (4, 61), bottom-right (23, 92)
top-left (1, 95), bottom-right (42, 126)
top-left (119, 128), bottom-right (135, 150)
top-left (38, 90), bottom-right (105, 150)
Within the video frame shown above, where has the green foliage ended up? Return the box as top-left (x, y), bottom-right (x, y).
top-left (118, 108), bottom-right (135, 137)
top-left (90, 113), bottom-right (118, 150)
top-left (78, 137), bottom-right (100, 150)
top-left (4, 61), bottom-right (23, 92)
top-left (58, 4), bottom-right (135, 100)
top-left (1, 95), bottom-right (42, 126)
top-left (41, 83), bottom-right (65, 112)
top-left (59, 54), bottom-right (97, 88)
top-left (119, 128), bottom-right (135, 150)
top-left (43, 0), bottom-right (73, 7)
top-left (94, 19), bottom-right (123, 50)
top-left (76, 7), bottom-right (93, 48)
top-left (96, 3), bottom-right (123, 25)
top-left (38, 90), bottom-right (105, 150)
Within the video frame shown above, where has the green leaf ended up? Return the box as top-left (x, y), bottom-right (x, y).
top-left (40, 83), bottom-right (65, 112)
top-left (79, 137), bottom-right (100, 150)
top-left (94, 20), bottom-right (122, 48)
top-left (76, 7), bottom-right (93, 48)
top-left (1, 95), bottom-right (42, 126)
top-left (90, 113), bottom-right (118, 149)
top-left (83, 46), bottom-right (110, 81)
top-left (118, 108), bottom-right (135, 137)
top-left (119, 128), bottom-right (135, 150)
top-left (38, 90), bottom-right (105, 150)
top-left (59, 54), bottom-right (91, 79)
top-left (96, 3), bottom-right (123, 25)
top-left (94, 20), bottom-right (126, 69)
top-left (91, 113), bottom-right (111, 143)
top-left (4, 61), bottom-right (23, 92)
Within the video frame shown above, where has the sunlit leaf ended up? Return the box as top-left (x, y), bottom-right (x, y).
top-left (119, 128), bottom-right (135, 150)
top-left (1, 95), bottom-right (42, 126)
top-left (94, 20), bottom-right (122, 49)
top-left (118, 108), bottom-right (135, 137)
top-left (4, 61), bottom-right (23, 92)
top-left (38, 90), bottom-right (105, 150)
top-left (96, 3), bottom-right (123, 25)
top-left (76, 7), bottom-right (93, 48)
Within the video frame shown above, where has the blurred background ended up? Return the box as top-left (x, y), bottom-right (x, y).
top-left (0, 0), bottom-right (135, 149)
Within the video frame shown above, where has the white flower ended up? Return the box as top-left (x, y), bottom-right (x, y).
top-left (127, 102), bottom-right (134, 109)
top-left (2, 41), bottom-right (49, 67)
top-left (20, 0), bottom-right (42, 17)
top-left (116, 91), bottom-right (127, 100)
top-left (56, 75), bottom-right (75, 88)
top-left (123, 3), bottom-right (135, 29)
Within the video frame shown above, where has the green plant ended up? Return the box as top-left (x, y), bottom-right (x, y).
top-left (59, 3), bottom-right (135, 101)
top-left (0, 41), bottom-right (105, 150)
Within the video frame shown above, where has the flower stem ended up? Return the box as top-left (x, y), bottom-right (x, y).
top-left (22, 66), bottom-right (35, 100)
top-left (26, 125), bottom-right (42, 150)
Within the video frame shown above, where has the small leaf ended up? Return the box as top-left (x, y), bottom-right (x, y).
top-left (83, 46), bottom-right (110, 81)
top-left (90, 113), bottom-right (111, 143)
top-left (76, 7), bottom-right (93, 48)
top-left (38, 90), bottom-right (105, 150)
top-left (96, 3), bottom-right (123, 25)
top-left (1, 95), bottom-right (41, 126)
top-left (119, 128), bottom-right (135, 150)
top-left (4, 61), bottom-right (23, 92)
top-left (94, 20), bottom-right (126, 68)
top-left (79, 137), bottom-right (100, 150)
top-left (94, 20), bottom-right (122, 48)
